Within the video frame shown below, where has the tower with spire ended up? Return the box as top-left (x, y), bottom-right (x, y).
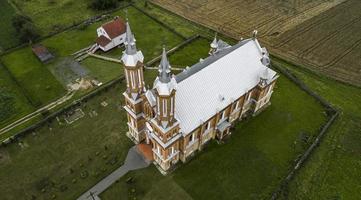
top-left (253, 47), bottom-right (275, 113)
top-left (122, 19), bottom-right (146, 143)
top-left (148, 47), bottom-right (181, 172)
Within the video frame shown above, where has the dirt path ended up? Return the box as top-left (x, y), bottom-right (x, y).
top-left (0, 92), bottom-right (75, 136)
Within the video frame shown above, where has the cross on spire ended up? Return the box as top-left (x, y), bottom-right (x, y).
top-left (158, 47), bottom-right (171, 83)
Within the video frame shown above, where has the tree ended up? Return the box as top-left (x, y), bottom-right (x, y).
top-left (91, 0), bottom-right (119, 10)
top-left (12, 14), bottom-right (39, 42)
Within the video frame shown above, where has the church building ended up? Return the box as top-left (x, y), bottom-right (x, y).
top-left (121, 21), bottom-right (278, 173)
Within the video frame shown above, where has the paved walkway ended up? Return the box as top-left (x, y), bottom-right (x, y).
top-left (77, 146), bottom-right (151, 200)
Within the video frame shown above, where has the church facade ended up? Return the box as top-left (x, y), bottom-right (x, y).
top-left (121, 21), bottom-right (278, 173)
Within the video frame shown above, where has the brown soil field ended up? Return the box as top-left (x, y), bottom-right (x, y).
top-left (151, 0), bottom-right (361, 86)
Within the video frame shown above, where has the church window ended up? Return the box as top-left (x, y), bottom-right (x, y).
top-left (235, 101), bottom-right (240, 109)
top-left (163, 99), bottom-right (167, 116)
top-left (207, 121), bottom-right (211, 130)
top-left (138, 70), bottom-right (142, 86)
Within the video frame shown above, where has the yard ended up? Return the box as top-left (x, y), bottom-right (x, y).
top-left (100, 42), bottom-right (328, 199)
top-left (0, 83), bottom-right (133, 200)
top-left (271, 57), bottom-right (361, 200)
top-left (0, 64), bottom-right (35, 129)
top-left (0, 0), bottom-right (19, 50)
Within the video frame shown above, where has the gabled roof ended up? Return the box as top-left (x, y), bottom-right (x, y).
top-left (96, 35), bottom-right (111, 47)
top-left (174, 39), bottom-right (277, 134)
top-left (101, 17), bottom-right (126, 39)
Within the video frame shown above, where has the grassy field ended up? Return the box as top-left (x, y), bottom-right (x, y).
top-left (0, 64), bottom-right (35, 128)
top-left (0, 0), bottom-right (19, 50)
top-left (0, 83), bottom-right (133, 200)
top-left (11, 0), bottom-right (98, 35)
top-left (150, 0), bottom-right (361, 87)
top-left (1, 48), bottom-right (66, 107)
top-left (100, 40), bottom-right (327, 199)
top-left (271, 57), bottom-right (361, 200)
top-left (0, 5), bottom-right (183, 133)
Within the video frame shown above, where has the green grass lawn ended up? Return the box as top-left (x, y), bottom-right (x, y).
top-left (0, 83), bottom-right (133, 200)
top-left (11, 0), bottom-right (98, 35)
top-left (100, 42), bottom-right (327, 199)
top-left (0, 0), bottom-right (19, 50)
top-left (0, 64), bottom-right (35, 128)
top-left (271, 57), bottom-right (361, 200)
top-left (82, 57), bottom-right (123, 83)
top-left (1, 48), bottom-right (66, 107)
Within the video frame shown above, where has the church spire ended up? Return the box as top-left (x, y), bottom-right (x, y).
top-left (158, 47), bottom-right (172, 83)
top-left (121, 19), bottom-right (144, 67)
top-left (124, 19), bottom-right (137, 55)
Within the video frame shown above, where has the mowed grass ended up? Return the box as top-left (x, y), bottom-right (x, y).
top-left (100, 41), bottom-right (327, 199)
top-left (1, 48), bottom-right (66, 106)
top-left (0, 83), bottom-right (133, 200)
top-left (271, 57), bottom-right (361, 200)
top-left (11, 0), bottom-right (97, 35)
top-left (0, 64), bottom-right (35, 128)
top-left (0, 0), bottom-right (19, 50)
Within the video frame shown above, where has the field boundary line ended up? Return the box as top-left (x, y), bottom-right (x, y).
top-left (131, 4), bottom-right (187, 40)
top-left (270, 61), bottom-right (339, 200)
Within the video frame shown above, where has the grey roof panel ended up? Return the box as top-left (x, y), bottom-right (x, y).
top-left (175, 39), bottom-right (252, 83)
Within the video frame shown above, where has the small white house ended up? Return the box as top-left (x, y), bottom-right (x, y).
top-left (95, 17), bottom-right (126, 52)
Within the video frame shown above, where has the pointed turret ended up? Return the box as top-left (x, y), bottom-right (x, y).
top-left (159, 47), bottom-right (172, 83)
top-left (211, 34), bottom-right (218, 49)
top-left (209, 33), bottom-right (218, 55)
top-left (259, 49), bottom-right (271, 87)
top-left (124, 20), bottom-right (137, 55)
top-left (121, 19), bottom-right (144, 67)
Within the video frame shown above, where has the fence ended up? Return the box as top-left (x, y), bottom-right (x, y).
top-left (269, 62), bottom-right (339, 200)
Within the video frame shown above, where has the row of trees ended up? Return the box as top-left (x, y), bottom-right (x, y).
top-left (90, 0), bottom-right (127, 10)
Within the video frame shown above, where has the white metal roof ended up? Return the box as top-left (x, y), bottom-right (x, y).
top-left (174, 39), bottom-right (277, 134)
